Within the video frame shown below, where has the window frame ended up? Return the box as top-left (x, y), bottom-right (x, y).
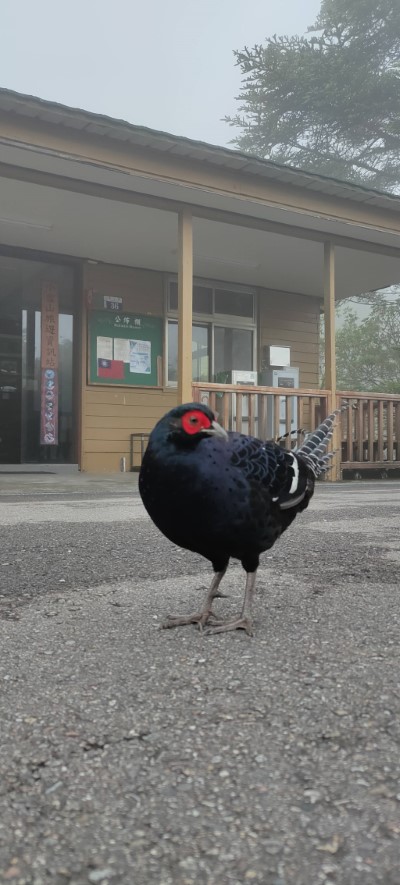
top-left (165, 276), bottom-right (257, 386)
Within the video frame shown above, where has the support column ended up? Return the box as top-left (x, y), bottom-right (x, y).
top-left (324, 242), bottom-right (340, 480)
top-left (324, 242), bottom-right (336, 395)
top-left (177, 208), bottom-right (193, 404)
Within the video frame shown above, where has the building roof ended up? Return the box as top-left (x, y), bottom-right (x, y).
top-left (0, 87), bottom-right (399, 213)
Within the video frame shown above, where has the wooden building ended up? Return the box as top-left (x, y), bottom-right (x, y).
top-left (0, 89), bottom-right (399, 476)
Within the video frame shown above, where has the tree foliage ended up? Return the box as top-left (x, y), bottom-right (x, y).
top-left (225, 0), bottom-right (400, 191)
top-left (334, 292), bottom-right (400, 392)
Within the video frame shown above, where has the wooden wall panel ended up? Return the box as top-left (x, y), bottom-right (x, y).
top-left (259, 291), bottom-right (321, 388)
top-left (84, 263), bottom-right (164, 315)
top-left (81, 262), bottom-right (176, 472)
top-left (82, 388), bottom-right (177, 471)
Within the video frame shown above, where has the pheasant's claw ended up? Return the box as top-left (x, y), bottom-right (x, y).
top-left (205, 616), bottom-right (254, 637)
top-left (161, 610), bottom-right (220, 631)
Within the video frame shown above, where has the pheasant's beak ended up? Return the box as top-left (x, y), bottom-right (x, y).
top-left (208, 420), bottom-right (228, 440)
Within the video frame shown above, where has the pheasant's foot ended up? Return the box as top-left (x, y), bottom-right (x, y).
top-left (161, 610), bottom-right (221, 631)
top-left (205, 616), bottom-right (254, 637)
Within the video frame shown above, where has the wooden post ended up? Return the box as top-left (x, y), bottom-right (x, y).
top-left (177, 208), bottom-right (193, 404)
top-left (79, 284), bottom-right (88, 472)
top-left (324, 242), bottom-right (340, 480)
top-left (324, 242), bottom-right (336, 396)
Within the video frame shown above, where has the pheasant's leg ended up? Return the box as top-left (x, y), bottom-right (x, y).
top-left (206, 571), bottom-right (256, 636)
top-left (162, 568), bottom-right (228, 631)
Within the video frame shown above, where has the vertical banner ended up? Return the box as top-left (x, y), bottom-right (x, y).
top-left (40, 283), bottom-right (59, 446)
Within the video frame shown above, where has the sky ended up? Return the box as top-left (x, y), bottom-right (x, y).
top-left (2, 0), bottom-right (321, 148)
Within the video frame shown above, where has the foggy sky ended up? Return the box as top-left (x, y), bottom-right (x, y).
top-left (3, 0), bottom-right (321, 147)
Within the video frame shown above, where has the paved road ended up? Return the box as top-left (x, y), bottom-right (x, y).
top-left (0, 478), bottom-right (399, 884)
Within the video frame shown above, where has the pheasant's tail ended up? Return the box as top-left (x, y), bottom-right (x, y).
top-left (296, 405), bottom-right (347, 477)
top-left (276, 428), bottom-right (305, 443)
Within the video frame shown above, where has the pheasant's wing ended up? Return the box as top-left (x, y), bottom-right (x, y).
top-left (228, 433), bottom-right (303, 507)
top-left (227, 408), bottom-right (341, 510)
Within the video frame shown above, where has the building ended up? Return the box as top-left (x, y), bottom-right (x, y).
top-left (0, 88), bottom-right (400, 475)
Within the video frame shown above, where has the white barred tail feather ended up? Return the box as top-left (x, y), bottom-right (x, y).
top-left (295, 408), bottom-right (345, 477)
top-left (276, 428), bottom-right (305, 443)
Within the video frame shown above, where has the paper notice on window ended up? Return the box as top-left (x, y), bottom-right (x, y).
top-left (129, 339), bottom-right (151, 374)
top-left (113, 338), bottom-right (130, 363)
top-left (97, 336), bottom-right (113, 360)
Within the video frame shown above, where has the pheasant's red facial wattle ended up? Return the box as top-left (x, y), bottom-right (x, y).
top-left (181, 409), bottom-right (212, 436)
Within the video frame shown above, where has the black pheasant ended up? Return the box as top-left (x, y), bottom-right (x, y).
top-left (139, 402), bottom-right (339, 635)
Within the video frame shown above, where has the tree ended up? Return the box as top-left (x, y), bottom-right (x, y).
top-left (334, 293), bottom-right (400, 392)
top-left (225, 0), bottom-right (400, 192)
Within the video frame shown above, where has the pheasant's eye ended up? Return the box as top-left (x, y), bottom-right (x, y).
top-left (181, 409), bottom-right (212, 435)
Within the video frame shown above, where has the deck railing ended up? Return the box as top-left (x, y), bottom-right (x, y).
top-left (192, 382), bottom-right (400, 475)
top-left (338, 391), bottom-right (400, 471)
top-left (192, 382), bottom-right (330, 448)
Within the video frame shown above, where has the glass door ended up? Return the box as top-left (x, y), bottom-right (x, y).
top-left (0, 254), bottom-right (76, 464)
top-left (0, 311), bottom-right (22, 463)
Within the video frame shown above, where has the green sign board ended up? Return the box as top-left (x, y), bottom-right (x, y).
top-left (88, 310), bottom-right (163, 386)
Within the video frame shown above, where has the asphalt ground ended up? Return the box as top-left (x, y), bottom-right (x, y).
top-left (0, 476), bottom-right (399, 885)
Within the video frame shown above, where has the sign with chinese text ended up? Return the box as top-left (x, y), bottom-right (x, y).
top-left (40, 283), bottom-right (59, 445)
top-left (104, 295), bottom-right (122, 311)
top-left (88, 310), bottom-right (162, 386)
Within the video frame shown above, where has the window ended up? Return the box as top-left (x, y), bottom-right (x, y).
top-left (214, 289), bottom-right (254, 318)
top-left (192, 325), bottom-right (209, 382)
top-left (167, 322), bottom-right (209, 383)
top-left (167, 321), bottom-right (178, 384)
top-left (214, 327), bottom-right (254, 377)
top-left (166, 279), bottom-right (256, 385)
top-left (169, 282), bottom-right (213, 314)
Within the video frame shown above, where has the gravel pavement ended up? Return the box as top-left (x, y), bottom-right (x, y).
top-left (0, 476), bottom-right (399, 885)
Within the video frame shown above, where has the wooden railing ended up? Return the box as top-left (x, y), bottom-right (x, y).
top-left (338, 391), bottom-right (400, 471)
top-left (192, 382), bottom-right (330, 447)
top-left (192, 383), bottom-right (400, 476)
